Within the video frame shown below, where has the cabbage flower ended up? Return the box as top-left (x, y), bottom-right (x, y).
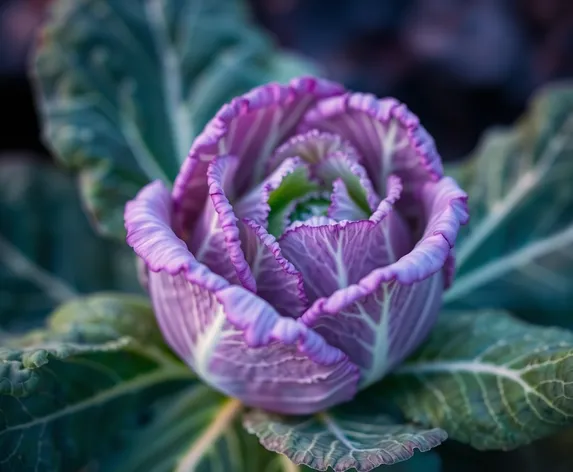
top-left (125, 77), bottom-right (469, 414)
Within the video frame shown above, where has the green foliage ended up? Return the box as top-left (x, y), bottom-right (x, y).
top-left (385, 311), bottom-right (573, 450)
top-left (445, 84), bottom-right (573, 316)
top-left (24, 0), bottom-right (573, 467)
top-left (47, 292), bottom-right (166, 346)
top-left (33, 0), bottom-right (319, 238)
top-left (267, 166), bottom-right (320, 236)
top-left (0, 293), bottom-right (193, 472)
top-left (105, 391), bottom-right (276, 472)
top-left (0, 157), bottom-right (139, 332)
top-left (243, 395), bottom-right (446, 472)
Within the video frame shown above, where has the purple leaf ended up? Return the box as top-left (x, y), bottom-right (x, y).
top-left (328, 179), bottom-right (368, 222)
top-left (300, 177), bottom-right (468, 386)
top-left (124, 180), bottom-right (228, 292)
top-left (124, 180), bottom-right (359, 414)
top-left (148, 272), bottom-right (359, 414)
top-left (235, 157), bottom-right (317, 235)
top-left (241, 219), bottom-right (308, 318)
top-left (280, 176), bottom-right (410, 303)
top-left (270, 129), bottom-right (361, 169)
top-left (187, 155), bottom-right (255, 290)
top-left (300, 93), bottom-right (444, 223)
top-left (315, 151), bottom-right (379, 217)
top-left (173, 77), bottom-right (345, 239)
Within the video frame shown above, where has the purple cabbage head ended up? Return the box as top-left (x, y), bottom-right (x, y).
top-left (125, 77), bottom-right (469, 414)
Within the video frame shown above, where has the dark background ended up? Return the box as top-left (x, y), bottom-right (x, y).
top-left (1, 0), bottom-right (573, 471)
top-left (2, 0), bottom-right (573, 161)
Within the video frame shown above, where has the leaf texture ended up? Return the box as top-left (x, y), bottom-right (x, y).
top-left (244, 406), bottom-right (446, 472)
top-left (0, 293), bottom-right (192, 472)
top-left (445, 84), bottom-right (573, 313)
top-left (0, 157), bottom-right (139, 332)
top-left (387, 310), bottom-right (573, 450)
top-left (33, 0), bottom-right (318, 238)
top-left (105, 390), bottom-right (274, 472)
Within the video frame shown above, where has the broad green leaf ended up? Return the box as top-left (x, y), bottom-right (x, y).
top-left (445, 84), bottom-right (573, 313)
top-left (46, 292), bottom-right (167, 347)
top-left (104, 389), bottom-right (275, 472)
top-left (386, 310), bottom-right (573, 450)
top-left (243, 399), bottom-right (447, 472)
top-left (0, 157), bottom-right (139, 331)
top-left (106, 380), bottom-right (443, 472)
top-left (0, 293), bottom-right (193, 472)
top-left (33, 0), bottom-right (319, 238)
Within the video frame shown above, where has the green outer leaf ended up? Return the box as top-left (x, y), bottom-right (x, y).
top-left (46, 292), bottom-right (166, 347)
top-left (0, 157), bottom-right (139, 331)
top-left (243, 407), bottom-right (446, 472)
top-left (32, 0), bottom-right (319, 238)
top-left (104, 389), bottom-right (282, 472)
top-left (104, 373), bottom-right (442, 472)
top-left (445, 83), bottom-right (573, 313)
top-left (0, 293), bottom-right (193, 472)
top-left (386, 310), bottom-right (573, 450)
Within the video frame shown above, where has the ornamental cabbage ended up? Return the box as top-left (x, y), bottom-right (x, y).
top-left (124, 76), bottom-right (469, 414)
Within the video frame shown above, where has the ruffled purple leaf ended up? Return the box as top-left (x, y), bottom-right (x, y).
top-left (124, 180), bottom-right (227, 292)
top-left (300, 93), bottom-right (444, 222)
top-left (186, 155), bottom-right (255, 290)
top-left (146, 270), bottom-right (359, 414)
top-left (270, 129), bottom-right (360, 169)
top-left (300, 176), bottom-right (468, 386)
top-left (173, 77), bottom-right (345, 238)
top-left (241, 219), bottom-right (308, 318)
top-left (234, 157), bottom-right (312, 230)
top-left (213, 286), bottom-right (359, 414)
top-left (328, 179), bottom-right (367, 221)
top-left (125, 180), bottom-right (359, 414)
top-left (280, 177), bottom-right (411, 304)
top-left (314, 150), bottom-right (379, 215)
top-left (284, 216), bottom-right (338, 233)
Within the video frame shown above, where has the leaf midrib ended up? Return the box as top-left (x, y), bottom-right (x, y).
top-left (394, 359), bottom-right (572, 417)
top-left (0, 361), bottom-right (191, 436)
top-left (445, 224), bottom-right (573, 303)
top-left (175, 397), bottom-right (243, 472)
top-left (455, 112), bottom-right (573, 270)
top-left (0, 234), bottom-right (77, 303)
top-left (144, 0), bottom-right (194, 165)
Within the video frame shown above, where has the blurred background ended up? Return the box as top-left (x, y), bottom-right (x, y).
top-left (1, 1), bottom-right (573, 471)
top-left (2, 0), bottom-right (573, 161)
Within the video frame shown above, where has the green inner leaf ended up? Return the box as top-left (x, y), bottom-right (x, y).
top-left (385, 310), bottom-right (573, 450)
top-left (341, 173), bottom-right (372, 215)
top-left (267, 167), bottom-right (319, 236)
top-left (288, 193), bottom-right (330, 223)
